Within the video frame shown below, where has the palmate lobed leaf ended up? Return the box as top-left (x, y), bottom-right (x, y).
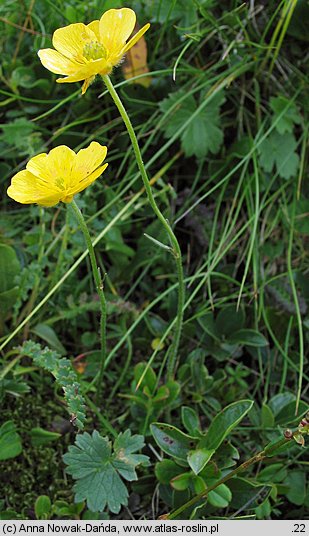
top-left (258, 131), bottom-right (299, 180)
top-left (159, 90), bottom-right (225, 159)
top-left (0, 118), bottom-right (36, 148)
top-left (63, 430), bottom-right (149, 513)
top-left (113, 429), bottom-right (150, 481)
top-left (270, 96), bottom-right (302, 134)
top-left (73, 464), bottom-right (128, 514)
top-left (64, 432), bottom-right (112, 479)
top-left (146, 0), bottom-right (199, 27)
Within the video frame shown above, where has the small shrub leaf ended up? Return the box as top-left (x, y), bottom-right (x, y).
top-left (208, 484), bottom-right (232, 508)
top-left (34, 496), bottom-right (52, 520)
top-left (0, 421), bottom-right (22, 461)
top-left (187, 448), bottom-right (215, 475)
top-left (199, 400), bottom-right (253, 450)
top-left (150, 423), bottom-right (195, 461)
top-left (228, 329), bottom-right (268, 347)
top-left (181, 406), bottom-right (201, 436)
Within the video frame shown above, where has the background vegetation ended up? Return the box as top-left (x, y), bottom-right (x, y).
top-left (0, 0), bottom-right (308, 521)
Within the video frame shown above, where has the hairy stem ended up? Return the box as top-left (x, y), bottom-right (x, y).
top-left (102, 74), bottom-right (184, 378)
top-left (69, 199), bottom-right (107, 400)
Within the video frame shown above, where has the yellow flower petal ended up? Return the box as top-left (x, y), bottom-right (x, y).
top-left (87, 20), bottom-right (100, 41)
top-left (46, 145), bottom-right (76, 187)
top-left (52, 23), bottom-right (96, 62)
top-left (7, 170), bottom-right (40, 203)
top-left (26, 153), bottom-right (51, 180)
top-left (99, 8), bottom-right (136, 53)
top-left (7, 170), bottom-right (61, 206)
top-left (123, 23), bottom-right (150, 54)
top-left (74, 142), bottom-right (108, 179)
top-left (7, 142), bottom-right (108, 207)
top-left (56, 58), bottom-right (110, 84)
top-left (37, 49), bottom-right (79, 75)
top-left (36, 194), bottom-right (64, 207)
top-left (69, 163), bottom-right (108, 197)
top-left (26, 149), bottom-right (75, 192)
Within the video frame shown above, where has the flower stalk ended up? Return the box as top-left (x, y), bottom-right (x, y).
top-left (102, 74), bottom-right (184, 378)
top-left (69, 199), bottom-right (107, 400)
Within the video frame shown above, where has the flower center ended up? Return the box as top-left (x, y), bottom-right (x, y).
top-left (83, 41), bottom-right (107, 61)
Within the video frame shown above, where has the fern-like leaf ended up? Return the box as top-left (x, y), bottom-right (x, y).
top-left (20, 340), bottom-right (86, 429)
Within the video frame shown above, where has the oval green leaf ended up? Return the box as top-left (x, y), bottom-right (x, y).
top-left (187, 448), bottom-right (215, 475)
top-left (199, 400), bottom-right (253, 450)
top-left (181, 406), bottom-right (201, 436)
top-left (0, 421), bottom-right (22, 461)
top-left (228, 477), bottom-right (271, 509)
top-left (35, 496), bottom-right (52, 520)
top-left (150, 423), bottom-right (195, 461)
top-left (228, 329), bottom-right (268, 347)
top-left (208, 483), bottom-right (232, 508)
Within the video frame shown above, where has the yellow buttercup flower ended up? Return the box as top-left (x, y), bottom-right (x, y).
top-left (7, 142), bottom-right (108, 207)
top-left (38, 8), bottom-right (150, 94)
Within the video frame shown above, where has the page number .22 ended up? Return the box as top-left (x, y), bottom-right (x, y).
top-left (293, 525), bottom-right (306, 533)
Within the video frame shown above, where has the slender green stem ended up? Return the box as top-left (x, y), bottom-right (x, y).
top-left (69, 199), bottom-right (107, 400)
top-left (287, 187), bottom-right (304, 414)
top-left (49, 208), bottom-right (69, 290)
top-left (107, 318), bottom-right (133, 403)
top-left (102, 74), bottom-right (184, 379)
top-left (280, 316), bottom-right (293, 393)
